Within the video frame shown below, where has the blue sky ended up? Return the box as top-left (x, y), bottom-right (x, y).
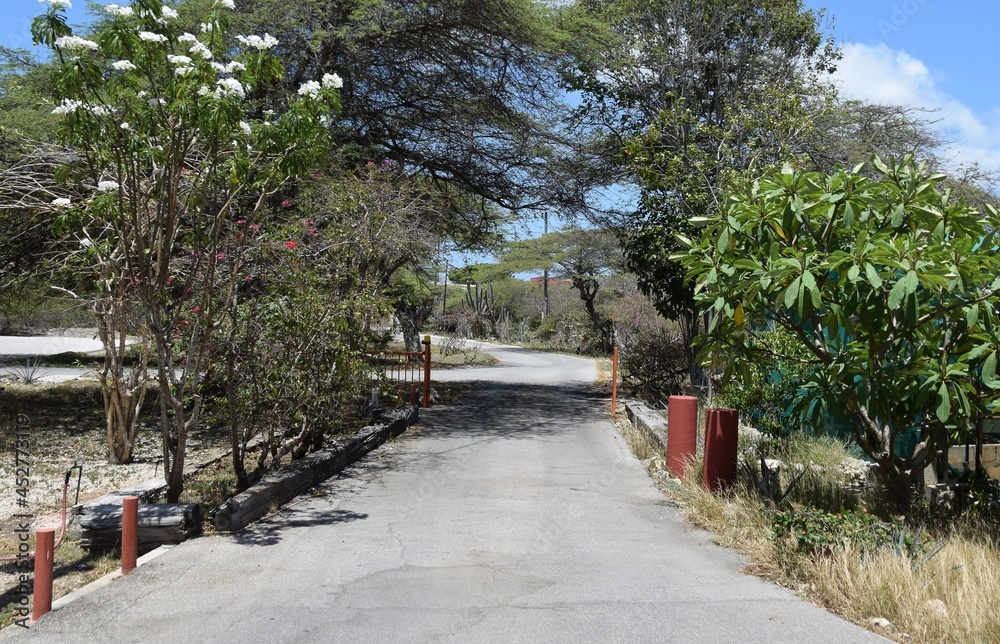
top-left (804, 0), bottom-right (1000, 172)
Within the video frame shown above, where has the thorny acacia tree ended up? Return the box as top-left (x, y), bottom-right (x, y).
top-left (501, 227), bottom-right (623, 352)
top-left (679, 157), bottom-right (1000, 514)
top-left (35, 0), bottom-right (341, 498)
top-left (230, 0), bottom-right (600, 219)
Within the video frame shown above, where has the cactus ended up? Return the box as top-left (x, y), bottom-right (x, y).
top-left (464, 282), bottom-right (498, 338)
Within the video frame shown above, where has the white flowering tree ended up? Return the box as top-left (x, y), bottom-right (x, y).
top-left (34, 0), bottom-right (342, 500)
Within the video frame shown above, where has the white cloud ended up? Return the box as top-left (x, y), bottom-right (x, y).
top-left (833, 42), bottom-right (1000, 173)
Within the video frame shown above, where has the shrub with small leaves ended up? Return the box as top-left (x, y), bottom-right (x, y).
top-left (772, 507), bottom-right (903, 555)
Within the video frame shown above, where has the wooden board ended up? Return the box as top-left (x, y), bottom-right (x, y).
top-left (78, 503), bottom-right (201, 554)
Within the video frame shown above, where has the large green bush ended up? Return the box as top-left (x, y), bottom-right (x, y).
top-left (680, 156), bottom-right (1000, 514)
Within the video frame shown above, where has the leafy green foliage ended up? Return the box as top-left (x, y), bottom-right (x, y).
top-left (716, 329), bottom-right (815, 437)
top-left (772, 507), bottom-right (903, 555)
top-left (680, 156), bottom-right (1000, 513)
top-left (568, 0), bottom-right (835, 382)
top-left (208, 216), bottom-right (386, 489)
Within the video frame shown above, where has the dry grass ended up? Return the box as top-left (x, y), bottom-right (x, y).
top-left (611, 409), bottom-right (661, 463)
top-left (803, 536), bottom-right (1000, 642)
top-left (616, 407), bottom-right (1000, 643)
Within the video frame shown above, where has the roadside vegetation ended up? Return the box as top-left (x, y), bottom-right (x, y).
top-left (2, 0), bottom-right (1000, 640)
top-left (615, 413), bottom-right (1000, 643)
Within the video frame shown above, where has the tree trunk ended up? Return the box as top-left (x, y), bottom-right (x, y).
top-left (679, 309), bottom-right (707, 393)
top-left (574, 277), bottom-right (613, 353)
top-left (396, 301), bottom-right (421, 353)
top-left (876, 459), bottom-right (914, 518)
top-left (93, 291), bottom-right (149, 465)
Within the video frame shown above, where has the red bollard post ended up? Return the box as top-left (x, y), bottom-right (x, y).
top-left (666, 395), bottom-right (698, 479)
top-left (121, 495), bottom-right (138, 574)
top-left (32, 528), bottom-right (55, 622)
top-left (703, 409), bottom-right (740, 492)
top-left (422, 335), bottom-right (432, 409)
top-left (611, 346), bottom-right (619, 414)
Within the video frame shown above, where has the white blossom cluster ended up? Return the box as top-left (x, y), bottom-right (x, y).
top-left (214, 77), bottom-right (245, 99)
top-left (97, 180), bottom-right (120, 193)
top-left (51, 99), bottom-right (115, 116)
top-left (51, 197), bottom-right (72, 207)
top-left (167, 55), bottom-right (192, 65)
top-left (211, 61), bottom-right (244, 73)
top-left (103, 4), bottom-right (133, 17)
top-left (200, 22), bottom-right (214, 33)
top-left (112, 59), bottom-right (137, 71)
top-left (55, 35), bottom-right (98, 50)
top-left (40, 0), bottom-right (72, 10)
top-left (322, 73), bottom-right (343, 89)
top-left (239, 121), bottom-right (251, 135)
top-left (188, 41), bottom-right (212, 60)
top-left (162, 6), bottom-right (178, 19)
top-left (51, 98), bottom-right (84, 114)
top-left (297, 80), bottom-right (320, 98)
top-left (236, 33), bottom-right (278, 50)
top-left (217, 0), bottom-right (235, 8)
top-left (174, 66), bottom-right (194, 77)
top-left (178, 33), bottom-right (198, 43)
top-left (139, 31), bottom-right (167, 43)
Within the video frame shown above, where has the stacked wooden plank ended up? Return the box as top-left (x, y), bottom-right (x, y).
top-left (77, 503), bottom-right (200, 554)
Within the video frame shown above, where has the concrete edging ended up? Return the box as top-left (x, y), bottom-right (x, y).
top-left (213, 406), bottom-right (419, 532)
top-left (624, 400), bottom-right (667, 452)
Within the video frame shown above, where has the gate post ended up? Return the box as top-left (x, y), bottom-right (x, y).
top-left (611, 346), bottom-right (619, 414)
top-left (121, 495), bottom-right (138, 574)
top-left (32, 528), bottom-right (55, 622)
top-left (422, 335), bottom-right (432, 408)
top-left (703, 409), bottom-right (739, 492)
top-left (666, 395), bottom-right (698, 479)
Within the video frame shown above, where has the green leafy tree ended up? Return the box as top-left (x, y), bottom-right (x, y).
top-left (35, 0), bottom-right (339, 498)
top-left (566, 0), bottom-right (835, 388)
top-left (211, 212), bottom-right (388, 490)
top-left (296, 163), bottom-right (481, 351)
top-left (231, 0), bottom-right (594, 218)
top-left (679, 157), bottom-right (1000, 514)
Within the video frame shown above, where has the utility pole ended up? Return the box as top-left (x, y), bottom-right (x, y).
top-left (542, 212), bottom-right (549, 321)
top-left (441, 259), bottom-right (449, 316)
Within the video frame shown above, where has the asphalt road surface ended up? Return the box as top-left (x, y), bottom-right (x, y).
top-left (5, 341), bottom-right (883, 643)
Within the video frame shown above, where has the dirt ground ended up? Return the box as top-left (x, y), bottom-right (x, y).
top-left (0, 376), bottom-right (231, 625)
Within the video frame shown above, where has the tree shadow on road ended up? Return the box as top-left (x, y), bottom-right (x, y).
top-left (224, 380), bottom-right (611, 547)
top-left (229, 507), bottom-right (369, 547)
top-left (420, 381), bottom-right (607, 441)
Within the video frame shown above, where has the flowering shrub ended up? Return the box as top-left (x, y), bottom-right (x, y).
top-left (34, 0), bottom-right (342, 498)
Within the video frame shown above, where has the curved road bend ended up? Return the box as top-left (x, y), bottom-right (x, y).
top-left (6, 342), bottom-right (883, 643)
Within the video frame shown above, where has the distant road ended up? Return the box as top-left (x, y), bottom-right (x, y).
top-left (4, 341), bottom-right (883, 642)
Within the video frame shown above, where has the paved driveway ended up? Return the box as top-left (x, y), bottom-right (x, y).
top-left (5, 342), bottom-right (882, 642)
